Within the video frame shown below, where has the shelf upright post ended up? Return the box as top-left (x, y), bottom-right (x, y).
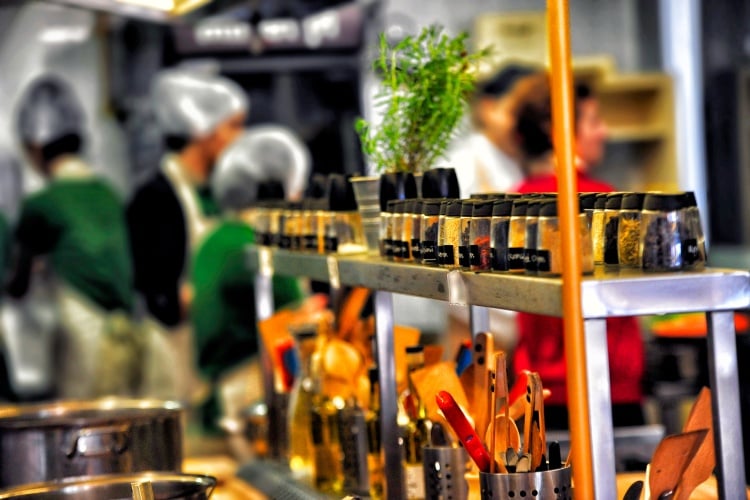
top-left (706, 310), bottom-right (747, 498)
top-left (469, 305), bottom-right (490, 341)
top-left (374, 290), bottom-right (406, 499)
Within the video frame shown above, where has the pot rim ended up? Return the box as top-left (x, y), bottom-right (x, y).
top-left (0, 473), bottom-right (216, 499)
top-left (0, 398), bottom-right (183, 428)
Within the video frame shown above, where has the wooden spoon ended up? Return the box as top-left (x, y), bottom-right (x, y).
top-left (674, 387), bottom-right (714, 500)
top-left (649, 429), bottom-right (708, 500)
top-left (522, 372), bottom-right (546, 472)
top-left (473, 332), bottom-right (494, 439)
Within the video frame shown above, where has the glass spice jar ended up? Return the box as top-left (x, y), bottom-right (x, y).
top-left (381, 200), bottom-right (396, 259)
top-left (278, 202), bottom-right (294, 250)
top-left (300, 199), bottom-right (316, 252)
top-left (408, 199), bottom-right (423, 262)
top-left (325, 175), bottom-right (367, 254)
top-left (603, 193), bottom-right (625, 266)
top-left (400, 199), bottom-right (416, 262)
top-left (469, 200), bottom-right (493, 271)
top-left (490, 199), bottom-right (513, 271)
top-left (681, 192), bottom-right (706, 269)
top-left (420, 199), bottom-right (442, 265)
top-left (438, 200), bottom-right (462, 269)
top-left (641, 193), bottom-right (687, 272)
top-left (508, 199), bottom-right (529, 272)
top-left (579, 192), bottom-right (598, 229)
top-left (524, 199), bottom-right (544, 274)
top-left (458, 201), bottom-right (475, 270)
top-left (391, 200), bottom-right (405, 262)
top-left (591, 194), bottom-right (608, 265)
top-left (312, 198), bottom-right (328, 254)
top-left (536, 198), bottom-right (594, 276)
top-left (618, 193), bottom-right (645, 267)
top-left (254, 202), bottom-right (271, 246)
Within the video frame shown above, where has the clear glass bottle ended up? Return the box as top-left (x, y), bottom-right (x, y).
top-left (579, 192), bottom-right (598, 229)
top-left (641, 193), bottom-right (687, 272)
top-left (458, 200), bottom-right (474, 270)
top-left (603, 193), bottom-right (625, 266)
top-left (287, 329), bottom-right (317, 480)
top-left (618, 193), bottom-right (645, 268)
top-left (524, 199), bottom-right (543, 274)
top-left (366, 368), bottom-right (384, 499)
top-left (401, 199), bottom-right (416, 263)
top-left (469, 200), bottom-right (493, 271)
top-left (279, 202), bottom-right (294, 250)
top-left (490, 199), bottom-right (514, 271)
top-left (313, 199), bottom-right (328, 254)
top-left (401, 346), bottom-right (430, 500)
top-left (267, 201), bottom-right (283, 248)
top-left (324, 176), bottom-right (367, 255)
top-left (409, 199), bottom-right (423, 262)
top-left (536, 199), bottom-right (594, 276)
top-left (420, 199), bottom-right (442, 265)
top-left (391, 200), bottom-right (405, 263)
top-left (592, 194), bottom-right (608, 265)
top-left (508, 199), bottom-right (529, 272)
top-left (681, 192), bottom-right (707, 269)
top-left (381, 201), bottom-right (395, 259)
top-left (438, 200), bottom-right (461, 269)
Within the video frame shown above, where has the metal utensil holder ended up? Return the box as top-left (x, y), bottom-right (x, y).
top-left (479, 466), bottom-right (573, 500)
top-left (422, 446), bottom-right (469, 500)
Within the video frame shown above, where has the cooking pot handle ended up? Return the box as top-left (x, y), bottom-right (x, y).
top-left (65, 424), bottom-right (130, 458)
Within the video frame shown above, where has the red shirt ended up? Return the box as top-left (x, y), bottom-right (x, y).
top-left (511, 172), bottom-right (645, 405)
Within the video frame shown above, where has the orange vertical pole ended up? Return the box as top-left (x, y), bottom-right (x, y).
top-left (547, 0), bottom-right (595, 498)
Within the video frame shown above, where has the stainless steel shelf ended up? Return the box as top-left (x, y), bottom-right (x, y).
top-left (246, 247), bottom-right (750, 317)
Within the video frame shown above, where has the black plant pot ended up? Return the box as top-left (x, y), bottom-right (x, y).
top-left (421, 167), bottom-right (460, 199)
top-left (379, 172), bottom-right (418, 211)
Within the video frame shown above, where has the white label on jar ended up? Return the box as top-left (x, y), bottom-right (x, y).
top-left (404, 463), bottom-right (425, 499)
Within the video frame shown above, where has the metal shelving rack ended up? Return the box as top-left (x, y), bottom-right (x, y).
top-left (248, 246), bottom-right (750, 499)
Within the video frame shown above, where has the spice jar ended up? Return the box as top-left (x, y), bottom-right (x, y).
top-left (458, 201), bottom-right (475, 270)
top-left (325, 175), bottom-right (367, 254)
top-left (300, 199), bottom-right (316, 252)
top-left (681, 192), bottom-right (706, 269)
top-left (537, 198), bottom-right (594, 276)
top-left (469, 200), bottom-right (493, 271)
top-left (391, 200), bottom-right (406, 262)
top-left (420, 199), bottom-right (442, 265)
top-left (524, 199), bottom-right (543, 274)
top-left (579, 192), bottom-right (598, 229)
top-left (641, 193), bottom-right (687, 271)
top-left (603, 193), bottom-right (624, 266)
top-left (267, 201), bottom-right (283, 247)
top-left (406, 199), bottom-right (422, 262)
top-left (278, 202), bottom-right (294, 250)
top-left (508, 199), bottom-right (529, 272)
top-left (312, 198), bottom-right (328, 254)
top-left (381, 201), bottom-right (396, 259)
top-left (591, 194), bottom-right (608, 265)
top-left (470, 193), bottom-right (506, 200)
top-left (254, 202), bottom-right (271, 246)
top-left (490, 199), bottom-right (513, 271)
top-left (438, 200), bottom-right (461, 269)
top-left (618, 193), bottom-right (645, 267)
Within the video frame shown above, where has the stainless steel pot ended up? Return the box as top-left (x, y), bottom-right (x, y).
top-left (0, 473), bottom-right (216, 499)
top-left (0, 398), bottom-right (183, 488)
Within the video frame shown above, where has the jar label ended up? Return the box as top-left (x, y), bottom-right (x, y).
top-left (438, 245), bottom-right (454, 266)
top-left (524, 248), bottom-right (538, 271)
top-left (397, 241), bottom-right (409, 259)
top-left (293, 236), bottom-right (302, 250)
top-left (279, 235), bottom-right (293, 249)
top-left (537, 250), bottom-right (551, 272)
top-left (304, 235), bottom-right (317, 250)
top-left (422, 241), bottom-right (437, 263)
top-left (324, 236), bottom-right (338, 253)
top-left (470, 245), bottom-right (480, 267)
top-left (683, 238), bottom-right (700, 265)
top-left (391, 240), bottom-right (402, 259)
top-left (259, 233), bottom-right (273, 246)
top-left (383, 239), bottom-right (394, 257)
top-left (508, 247), bottom-right (525, 269)
top-left (492, 248), bottom-right (509, 271)
top-left (459, 246), bottom-right (471, 268)
top-left (411, 239), bottom-right (421, 260)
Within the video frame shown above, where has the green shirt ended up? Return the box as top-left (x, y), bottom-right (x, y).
top-left (15, 177), bottom-right (134, 312)
top-left (191, 220), bottom-right (302, 380)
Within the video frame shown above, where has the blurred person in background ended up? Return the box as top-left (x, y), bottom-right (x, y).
top-left (446, 64), bottom-right (541, 198)
top-left (6, 75), bottom-right (141, 399)
top-left (191, 126), bottom-right (309, 432)
top-left (511, 77), bottom-right (645, 429)
top-left (127, 69), bottom-right (247, 403)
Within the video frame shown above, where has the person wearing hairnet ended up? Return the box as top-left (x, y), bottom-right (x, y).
top-left (6, 74), bottom-right (140, 398)
top-left (127, 69), bottom-right (247, 402)
top-left (191, 126), bottom-right (308, 432)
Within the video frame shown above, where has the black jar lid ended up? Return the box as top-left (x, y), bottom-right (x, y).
top-left (511, 199), bottom-right (529, 217)
top-left (682, 191), bottom-right (698, 208)
top-left (386, 199), bottom-right (399, 213)
top-left (470, 192), bottom-right (506, 200)
top-left (392, 199), bottom-right (407, 214)
top-left (472, 200), bottom-right (494, 217)
top-left (605, 192), bottom-right (625, 210)
top-left (621, 192), bottom-right (646, 210)
top-left (643, 193), bottom-right (685, 212)
top-left (422, 198), bottom-right (443, 216)
top-left (305, 173), bottom-right (328, 199)
top-left (379, 172), bottom-right (418, 211)
top-left (460, 200), bottom-right (476, 217)
top-left (526, 199), bottom-right (543, 217)
top-left (579, 192), bottom-right (598, 211)
top-left (539, 198), bottom-right (585, 217)
top-left (504, 193), bottom-right (525, 200)
top-left (410, 198), bottom-right (423, 215)
top-left (446, 199), bottom-right (463, 217)
top-left (492, 199), bottom-right (514, 217)
top-left (594, 193), bottom-right (608, 210)
top-left (439, 200), bottom-right (450, 216)
top-left (327, 174), bottom-right (358, 212)
top-left (422, 167), bottom-right (460, 198)
top-left (312, 198), bottom-right (329, 211)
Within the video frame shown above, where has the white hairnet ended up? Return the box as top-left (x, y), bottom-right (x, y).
top-left (151, 69), bottom-right (248, 140)
top-left (213, 125), bottom-right (311, 209)
top-left (16, 74), bottom-right (85, 147)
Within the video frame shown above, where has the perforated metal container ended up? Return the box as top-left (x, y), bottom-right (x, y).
top-left (479, 466), bottom-right (573, 500)
top-left (422, 446), bottom-right (469, 500)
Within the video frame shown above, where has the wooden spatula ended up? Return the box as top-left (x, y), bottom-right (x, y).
top-left (473, 332), bottom-right (493, 438)
top-left (522, 372), bottom-right (546, 472)
top-left (485, 354), bottom-right (507, 473)
top-left (649, 429), bottom-right (708, 500)
top-left (674, 387), bottom-right (714, 500)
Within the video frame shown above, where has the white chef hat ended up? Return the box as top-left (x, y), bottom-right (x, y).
top-left (212, 125), bottom-right (311, 210)
top-left (151, 69), bottom-right (248, 140)
top-left (16, 74), bottom-right (85, 147)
